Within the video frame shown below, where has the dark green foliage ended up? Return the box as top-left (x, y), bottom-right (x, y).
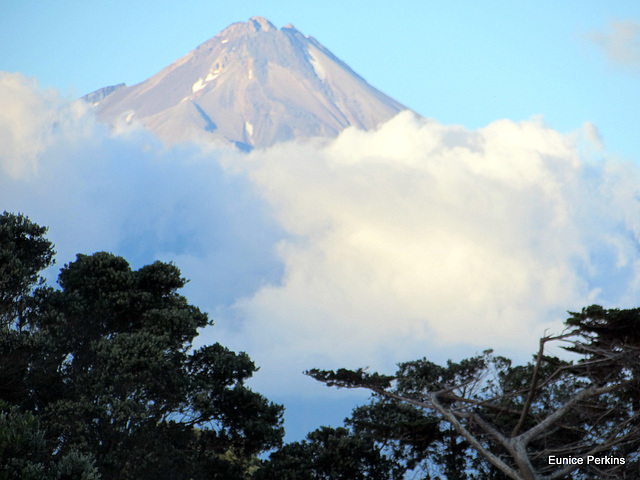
top-left (0, 211), bottom-right (54, 326)
top-left (0, 212), bottom-right (283, 480)
top-left (346, 401), bottom-right (441, 475)
top-left (257, 426), bottom-right (401, 480)
top-left (0, 212), bottom-right (55, 410)
top-left (0, 405), bottom-right (49, 480)
top-left (305, 368), bottom-right (394, 391)
top-left (0, 403), bottom-right (99, 480)
top-left (565, 305), bottom-right (640, 394)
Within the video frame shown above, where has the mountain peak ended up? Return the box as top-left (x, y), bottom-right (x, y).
top-left (89, 18), bottom-right (407, 148)
top-left (218, 16), bottom-right (277, 39)
top-left (249, 16), bottom-right (276, 32)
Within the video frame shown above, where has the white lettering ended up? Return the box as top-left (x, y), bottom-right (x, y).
top-left (548, 456), bottom-right (583, 465)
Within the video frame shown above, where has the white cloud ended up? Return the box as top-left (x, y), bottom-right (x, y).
top-left (0, 73), bottom-right (95, 178)
top-left (587, 20), bottom-right (640, 72)
top-left (4, 73), bottom-right (640, 399)
top-left (0, 73), bottom-right (283, 310)
top-left (220, 112), bottom-right (640, 393)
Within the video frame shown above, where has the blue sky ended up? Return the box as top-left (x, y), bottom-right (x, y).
top-left (2, 1), bottom-right (639, 161)
top-left (3, 1), bottom-right (640, 443)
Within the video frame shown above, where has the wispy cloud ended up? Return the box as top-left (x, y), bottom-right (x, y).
top-left (587, 20), bottom-right (640, 73)
top-left (3, 73), bottom-right (640, 399)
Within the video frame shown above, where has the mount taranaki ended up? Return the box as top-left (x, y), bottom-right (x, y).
top-left (87, 17), bottom-right (407, 148)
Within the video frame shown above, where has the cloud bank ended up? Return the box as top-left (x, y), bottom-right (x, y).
top-left (224, 113), bottom-right (640, 393)
top-left (3, 72), bottom-right (640, 398)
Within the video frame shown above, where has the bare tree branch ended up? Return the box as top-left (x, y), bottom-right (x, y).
top-left (513, 334), bottom-right (550, 436)
top-left (428, 392), bottom-right (526, 480)
top-left (518, 382), bottom-right (627, 446)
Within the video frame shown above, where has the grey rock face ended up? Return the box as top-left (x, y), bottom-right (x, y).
top-left (83, 83), bottom-right (126, 105)
top-left (90, 17), bottom-right (407, 148)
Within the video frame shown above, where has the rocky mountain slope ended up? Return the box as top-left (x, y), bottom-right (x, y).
top-left (88, 17), bottom-right (407, 148)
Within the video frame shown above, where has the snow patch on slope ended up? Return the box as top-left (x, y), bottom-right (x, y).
top-left (192, 78), bottom-right (206, 93)
top-left (307, 47), bottom-right (326, 81)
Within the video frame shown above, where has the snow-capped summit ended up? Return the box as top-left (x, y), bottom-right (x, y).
top-left (89, 17), bottom-right (407, 148)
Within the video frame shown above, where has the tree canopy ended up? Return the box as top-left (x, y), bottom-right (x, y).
top-left (308, 308), bottom-right (640, 480)
top-left (256, 426), bottom-right (402, 480)
top-left (0, 211), bottom-right (283, 480)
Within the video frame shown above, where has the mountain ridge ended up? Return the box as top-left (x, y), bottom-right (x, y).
top-left (88, 17), bottom-right (407, 148)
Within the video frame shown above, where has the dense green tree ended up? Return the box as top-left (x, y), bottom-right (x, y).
top-left (0, 212), bottom-right (284, 480)
top-left (257, 426), bottom-right (401, 480)
top-left (0, 403), bottom-right (99, 480)
top-left (345, 401), bottom-right (457, 479)
top-left (309, 308), bottom-right (640, 480)
top-left (0, 212), bottom-right (54, 406)
top-left (0, 211), bottom-right (54, 326)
